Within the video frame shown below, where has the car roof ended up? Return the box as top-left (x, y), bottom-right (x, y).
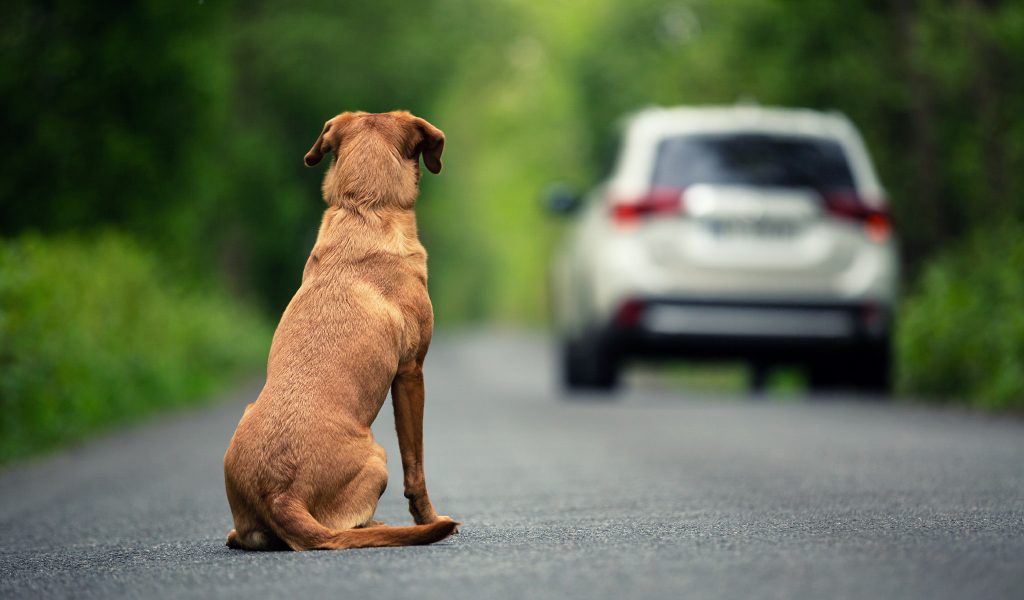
top-left (624, 105), bottom-right (858, 138)
top-left (610, 105), bottom-right (885, 202)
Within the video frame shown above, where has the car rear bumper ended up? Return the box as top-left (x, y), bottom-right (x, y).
top-left (606, 298), bottom-right (890, 361)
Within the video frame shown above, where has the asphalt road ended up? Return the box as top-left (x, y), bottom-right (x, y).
top-left (1, 332), bottom-right (1022, 599)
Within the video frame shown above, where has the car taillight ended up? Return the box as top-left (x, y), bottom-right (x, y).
top-left (614, 298), bottom-right (646, 328)
top-left (860, 302), bottom-right (888, 336)
top-left (610, 187), bottom-right (686, 226)
top-left (823, 191), bottom-right (892, 242)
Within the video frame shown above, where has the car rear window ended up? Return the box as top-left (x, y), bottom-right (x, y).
top-left (652, 133), bottom-right (856, 192)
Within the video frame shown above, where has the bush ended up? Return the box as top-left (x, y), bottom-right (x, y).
top-left (897, 223), bottom-right (1024, 410)
top-left (0, 234), bottom-right (271, 462)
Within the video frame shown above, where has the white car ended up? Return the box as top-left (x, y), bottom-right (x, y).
top-left (548, 105), bottom-right (898, 393)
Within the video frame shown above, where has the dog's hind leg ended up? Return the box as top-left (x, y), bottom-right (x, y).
top-left (226, 526), bottom-right (286, 551)
top-left (225, 481), bottom-right (287, 550)
top-left (355, 445), bottom-right (390, 528)
top-left (318, 444), bottom-right (389, 531)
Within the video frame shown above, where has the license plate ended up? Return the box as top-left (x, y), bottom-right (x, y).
top-left (645, 305), bottom-right (853, 338)
top-left (705, 218), bottom-right (800, 238)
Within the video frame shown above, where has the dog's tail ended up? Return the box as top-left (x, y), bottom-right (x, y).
top-left (267, 495), bottom-right (457, 551)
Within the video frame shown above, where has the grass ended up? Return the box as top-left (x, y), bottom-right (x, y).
top-left (636, 362), bottom-right (806, 398)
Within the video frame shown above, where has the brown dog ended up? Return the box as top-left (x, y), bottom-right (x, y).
top-left (222, 111), bottom-right (456, 551)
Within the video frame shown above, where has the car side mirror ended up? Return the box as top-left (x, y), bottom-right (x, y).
top-left (545, 183), bottom-right (581, 215)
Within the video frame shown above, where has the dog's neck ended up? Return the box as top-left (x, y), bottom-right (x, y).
top-left (313, 133), bottom-right (426, 260)
top-left (321, 137), bottom-right (420, 211)
top-left (315, 203), bottom-right (424, 261)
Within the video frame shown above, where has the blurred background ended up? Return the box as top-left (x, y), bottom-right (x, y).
top-left (2, 0), bottom-right (1023, 463)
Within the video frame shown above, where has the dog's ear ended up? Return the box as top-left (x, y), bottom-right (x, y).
top-left (412, 117), bottom-right (445, 174)
top-left (304, 119), bottom-right (338, 167)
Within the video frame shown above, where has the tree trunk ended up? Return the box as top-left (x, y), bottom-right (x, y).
top-left (892, 0), bottom-right (943, 258)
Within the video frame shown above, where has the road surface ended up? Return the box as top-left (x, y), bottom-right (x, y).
top-left (1, 332), bottom-right (1022, 599)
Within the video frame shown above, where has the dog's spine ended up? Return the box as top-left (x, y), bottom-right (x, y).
top-left (267, 495), bottom-right (457, 551)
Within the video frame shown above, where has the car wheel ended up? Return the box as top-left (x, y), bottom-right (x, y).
top-left (807, 343), bottom-right (891, 396)
top-left (807, 357), bottom-right (847, 393)
top-left (853, 342), bottom-right (891, 396)
top-left (561, 333), bottom-right (620, 393)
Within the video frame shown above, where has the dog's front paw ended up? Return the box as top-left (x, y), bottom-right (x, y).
top-left (435, 516), bottom-right (460, 534)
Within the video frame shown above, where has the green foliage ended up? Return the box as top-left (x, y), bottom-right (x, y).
top-left (0, 1), bottom-right (230, 241)
top-left (897, 224), bottom-right (1024, 410)
top-left (570, 0), bottom-right (1024, 269)
top-left (7, 0), bottom-right (1020, 323)
top-left (1, 1), bottom-right (1023, 412)
top-left (216, 0), bottom-right (517, 311)
top-left (0, 234), bottom-right (271, 462)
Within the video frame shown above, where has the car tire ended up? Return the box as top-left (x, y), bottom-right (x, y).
top-left (853, 341), bottom-right (891, 395)
top-left (807, 342), bottom-right (891, 396)
top-left (807, 357), bottom-right (847, 392)
top-left (561, 332), bottom-right (620, 393)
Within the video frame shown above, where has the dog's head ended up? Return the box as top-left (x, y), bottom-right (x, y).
top-left (304, 111), bottom-right (445, 208)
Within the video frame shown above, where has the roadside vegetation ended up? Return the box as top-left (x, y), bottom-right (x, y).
top-left (0, 0), bottom-right (1021, 462)
top-left (897, 225), bottom-right (1024, 410)
top-left (0, 235), bottom-right (270, 462)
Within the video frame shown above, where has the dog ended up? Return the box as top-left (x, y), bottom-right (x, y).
top-left (223, 111), bottom-right (457, 551)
